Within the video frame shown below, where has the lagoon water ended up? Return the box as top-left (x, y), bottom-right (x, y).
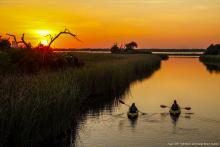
top-left (75, 57), bottom-right (220, 147)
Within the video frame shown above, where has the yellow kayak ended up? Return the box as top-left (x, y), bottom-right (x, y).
top-left (127, 112), bottom-right (138, 119)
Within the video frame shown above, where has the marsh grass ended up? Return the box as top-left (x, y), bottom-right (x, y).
top-left (199, 55), bottom-right (220, 62)
top-left (0, 53), bottom-right (161, 146)
top-left (0, 48), bottom-right (84, 74)
top-left (199, 55), bottom-right (220, 72)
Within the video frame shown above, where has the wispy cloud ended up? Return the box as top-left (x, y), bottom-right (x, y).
top-left (107, 0), bottom-right (185, 4)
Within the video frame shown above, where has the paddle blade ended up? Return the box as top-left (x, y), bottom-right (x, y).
top-left (185, 107), bottom-right (191, 110)
top-left (119, 100), bottom-right (125, 104)
top-left (160, 105), bottom-right (167, 108)
top-left (141, 112), bottom-right (147, 115)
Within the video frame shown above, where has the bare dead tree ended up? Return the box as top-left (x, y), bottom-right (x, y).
top-left (21, 33), bottom-right (31, 48)
top-left (46, 29), bottom-right (82, 48)
top-left (6, 33), bottom-right (31, 48)
top-left (6, 33), bottom-right (18, 43)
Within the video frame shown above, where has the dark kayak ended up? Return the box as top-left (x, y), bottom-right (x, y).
top-left (127, 111), bottom-right (138, 119)
top-left (169, 108), bottom-right (181, 116)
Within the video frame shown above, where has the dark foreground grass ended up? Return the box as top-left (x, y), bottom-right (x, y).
top-left (0, 53), bottom-right (161, 146)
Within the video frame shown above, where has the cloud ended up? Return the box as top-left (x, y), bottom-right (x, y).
top-left (103, 0), bottom-right (185, 4)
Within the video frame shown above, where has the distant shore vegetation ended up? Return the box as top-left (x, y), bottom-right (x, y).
top-left (204, 44), bottom-right (220, 55)
top-left (199, 44), bottom-right (220, 72)
top-left (0, 31), bottom-right (169, 74)
top-left (110, 41), bottom-right (151, 54)
top-left (110, 42), bottom-right (169, 60)
top-left (200, 44), bottom-right (220, 61)
top-left (0, 29), bottom-right (83, 74)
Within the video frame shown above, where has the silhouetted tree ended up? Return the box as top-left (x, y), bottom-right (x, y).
top-left (6, 34), bottom-right (18, 44)
top-left (46, 29), bottom-right (81, 49)
top-left (6, 33), bottom-right (31, 48)
top-left (21, 33), bottom-right (32, 48)
top-left (110, 43), bottom-right (120, 53)
top-left (205, 44), bottom-right (220, 55)
top-left (125, 41), bottom-right (138, 50)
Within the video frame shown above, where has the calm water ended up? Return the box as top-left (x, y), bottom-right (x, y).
top-left (75, 57), bottom-right (220, 147)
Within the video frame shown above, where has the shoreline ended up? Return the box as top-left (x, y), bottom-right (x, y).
top-left (199, 55), bottom-right (220, 72)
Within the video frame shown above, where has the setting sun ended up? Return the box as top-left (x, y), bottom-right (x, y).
top-left (41, 40), bottom-right (49, 46)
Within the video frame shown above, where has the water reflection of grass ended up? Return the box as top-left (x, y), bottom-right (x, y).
top-left (0, 53), bottom-right (161, 146)
top-left (199, 55), bottom-right (220, 72)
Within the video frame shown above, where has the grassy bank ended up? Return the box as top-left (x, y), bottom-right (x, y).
top-left (199, 55), bottom-right (220, 72)
top-left (0, 53), bottom-right (161, 146)
top-left (0, 48), bottom-right (84, 74)
top-left (199, 55), bottom-right (220, 63)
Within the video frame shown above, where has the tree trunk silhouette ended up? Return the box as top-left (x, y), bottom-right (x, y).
top-left (21, 33), bottom-right (31, 48)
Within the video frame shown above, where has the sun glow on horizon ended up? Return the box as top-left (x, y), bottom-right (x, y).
top-left (40, 40), bottom-right (49, 46)
top-left (35, 30), bottom-right (51, 46)
top-left (36, 30), bottom-right (51, 37)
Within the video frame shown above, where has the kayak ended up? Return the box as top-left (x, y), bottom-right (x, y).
top-left (169, 108), bottom-right (181, 116)
top-left (127, 111), bottom-right (138, 119)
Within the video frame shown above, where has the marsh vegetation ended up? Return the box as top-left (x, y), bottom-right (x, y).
top-left (199, 44), bottom-right (220, 72)
top-left (110, 42), bottom-right (151, 54)
top-left (0, 53), bottom-right (161, 146)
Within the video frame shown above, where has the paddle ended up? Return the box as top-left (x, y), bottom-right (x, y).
top-left (160, 105), bottom-right (191, 110)
top-left (119, 100), bottom-right (147, 115)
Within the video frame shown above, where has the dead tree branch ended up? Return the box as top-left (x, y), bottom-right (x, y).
top-left (6, 33), bottom-right (18, 43)
top-left (47, 29), bottom-right (82, 48)
top-left (6, 33), bottom-right (31, 48)
top-left (21, 33), bottom-right (31, 48)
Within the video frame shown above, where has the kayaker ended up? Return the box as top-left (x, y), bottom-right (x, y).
top-left (129, 103), bottom-right (138, 113)
top-left (171, 100), bottom-right (180, 111)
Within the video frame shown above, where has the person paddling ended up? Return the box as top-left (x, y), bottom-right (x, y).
top-left (171, 100), bottom-right (180, 111)
top-left (129, 103), bottom-right (138, 113)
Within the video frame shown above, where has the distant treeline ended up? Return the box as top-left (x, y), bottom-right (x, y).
top-left (200, 44), bottom-right (220, 57)
top-left (204, 44), bottom-right (220, 55)
top-left (199, 44), bottom-right (220, 72)
top-left (54, 48), bottom-right (205, 52)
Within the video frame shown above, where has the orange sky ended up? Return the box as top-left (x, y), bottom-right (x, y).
top-left (0, 0), bottom-right (220, 49)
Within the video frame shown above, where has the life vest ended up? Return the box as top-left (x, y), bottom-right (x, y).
top-left (130, 106), bottom-right (138, 113)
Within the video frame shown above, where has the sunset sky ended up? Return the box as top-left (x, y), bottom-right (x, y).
top-left (0, 0), bottom-right (220, 49)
